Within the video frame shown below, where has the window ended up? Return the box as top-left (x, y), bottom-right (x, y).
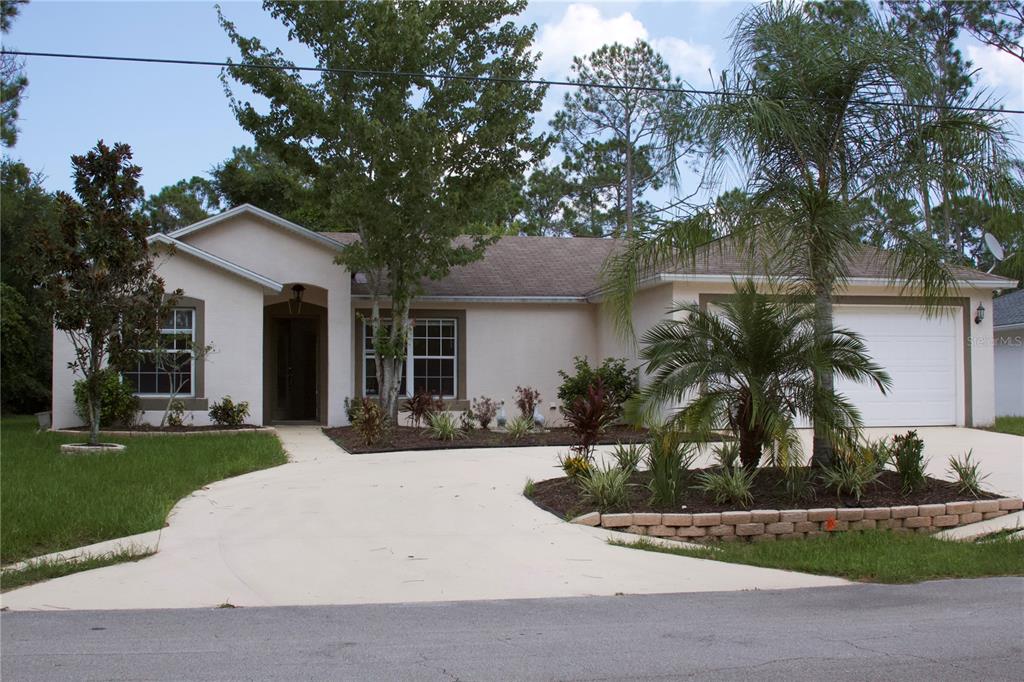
top-left (123, 308), bottom-right (195, 396)
top-left (363, 318), bottom-right (457, 398)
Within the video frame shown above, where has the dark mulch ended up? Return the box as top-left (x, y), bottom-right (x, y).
top-left (66, 424), bottom-right (261, 432)
top-left (529, 467), bottom-right (1000, 520)
top-left (322, 424), bottom-right (703, 454)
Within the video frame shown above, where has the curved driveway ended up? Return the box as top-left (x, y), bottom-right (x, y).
top-left (3, 427), bottom-right (847, 611)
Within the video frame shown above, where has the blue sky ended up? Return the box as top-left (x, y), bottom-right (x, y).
top-left (3, 1), bottom-right (1021, 197)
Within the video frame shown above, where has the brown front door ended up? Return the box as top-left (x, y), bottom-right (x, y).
top-left (273, 317), bottom-right (319, 421)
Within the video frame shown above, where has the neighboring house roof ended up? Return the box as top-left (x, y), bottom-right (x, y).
top-left (169, 204), bottom-right (344, 252)
top-left (148, 233), bottom-right (285, 292)
top-left (319, 231), bottom-right (1014, 300)
top-left (994, 289), bottom-right (1024, 328)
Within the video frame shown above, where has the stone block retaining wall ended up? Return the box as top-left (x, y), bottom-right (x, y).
top-left (570, 498), bottom-right (1023, 542)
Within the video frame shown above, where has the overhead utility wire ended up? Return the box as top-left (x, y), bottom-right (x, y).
top-left (4, 49), bottom-right (1023, 116)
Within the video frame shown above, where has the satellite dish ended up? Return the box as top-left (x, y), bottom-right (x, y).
top-left (984, 232), bottom-right (1006, 262)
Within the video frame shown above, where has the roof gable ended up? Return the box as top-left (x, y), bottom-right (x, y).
top-left (148, 233), bottom-right (284, 292)
top-left (169, 204), bottom-right (343, 252)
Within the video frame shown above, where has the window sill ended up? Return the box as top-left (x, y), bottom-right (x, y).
top-left (137, 397), bottom-right (209, 411)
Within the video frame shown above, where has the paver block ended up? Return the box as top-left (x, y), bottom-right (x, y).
top-left (750, 534), bottom-right (776, 543)
top-left (999, 498), bottom-right (1023, 511)
top-left (735, 523), bottom-right (766, 536)
top-left (850, 519), bottom-right (876, 530)
top-left (707, 524), bottom-right (736, 537)
top-left (891, 505), bottom-right (918, 519)
top-left (891, 527), bottom-right (912, 535)
top-left (570, 512), bottom-right (601, 526)
top-left (807, 508), bottom-right (837, 521)
top-left (945, 501), bottom-right (973, 514)
top-left (662, 513), bottom-right (692, 527)
top-left (601, 513), bottom-right (633, 528)
top-left (983, 510), bottom-right (1009, 520)
top-left (918, 504), bottom-right (946, 517)
top-left (972, 500), bottom-right (1000, 513)
top-left (677, 526), bottom-right (707, 538)
top-left (862, 507), bottom-right (891, 520)
top-left (877, 518), bottom-right (902, 529)
top-left (624, 525), bottom-right (647, 535)
top-left (647, 525), bottom-right (676, 537)
top-left (837, 508), bottom-right (864, 521)
top-left (822, 519), bottom-right (848, 532)
top-left (903, 516), bottom-right (931, 528)
top-left (692, 513), bottom-right (722, 527)
top-left (765, 521), bottom-right (794, 534)
top-left (721, 511), bottom-right (752, 525)
top-left (806, 531), bottom-right (826, 539)
top-left (794, 521), bottom-right (818, 533)
top-left (750, 510), bottom-right (780, 523)
top-left (779, 510), bottom-right (808, 523)
top-left (778, 533), bottom-right (805, 540)
top-left (915, 526), bottom-right (933, 534)
top-left (958, 512), bottom-right (983, 524)
top-left (632, 513), bottom-right (662, 526)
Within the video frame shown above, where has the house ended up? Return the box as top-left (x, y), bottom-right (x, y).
top-left (50, 204), bottom-right (1015, 429)
top-left (994, 288), bottom-right (1024, 417)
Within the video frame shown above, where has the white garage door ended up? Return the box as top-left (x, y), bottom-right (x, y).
top-left (834, 305), bottom-right (959, 426)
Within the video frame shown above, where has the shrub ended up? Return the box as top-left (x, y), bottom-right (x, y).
top-left (166, 399), bottom-right (187, 427)
top-left (351, 397), bottom-right (389, 445)
top-left (505, 415), bottom-right (533, 441)
top-left (694, 466), bottom-right (757, 507)
top-left (561, 379), bottom-right (617, 458)
top-left (523, 478), bottom-right (536, 497)
top-left (459, 411), bottom-right (476, 433)
top-left (611, 442), bottom-right (643, 475)
top-left (780, 466), bottom-right (817, 504)
top-left (579, 463), bottom-right (631, 511)
top-left (73, 370), bottom-right (140, 428)
top-left (557, 356), bottom-right (638, 420)
top-left (890, 430), bottom-right (927, 494)
top-left (402, 388), bottom-right (443, 427)
top-left (344, 397), bottom-right (362, 423)
top-left (208, 396), bottom-right (250, 427)
top-left (948, 451), bottom-right (989, 498)
top-left (558, 452), bottom-right (592, 481)
top-left (820, 452), bottom-right (882, 502)
top-left (426, 411), bottom-right (463, 441)
top-left (470, 396), bottom-right (498, 430)
top-left (647, 426), bottom-right (697, 507)
top-left (714, 442), bottom-right (740, 470)
top-left (514, 385), bottom-right (541, 419)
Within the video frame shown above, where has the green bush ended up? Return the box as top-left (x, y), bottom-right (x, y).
top-left (780, 466), bottom-right (817, 504)
top-left (646, 426), bottom-right (696, 507)
top-left (694, 466), bottom-right (757, 507)
top-left (208, 396), bottom-right (251, 427)
top-left (579, 463), bottom-right (631, 511)
top-left (890, 430), bottom-right (927, 494)
top-left (558, 451), bottom-right (592, 481)
top-left (351, 398), bottom-right (389, 445)
top-left (505, 415), bottom-right (533, 441)
top-left (73, 370), bottom-right (139, 428)
top-left (948, 451), bottom-right (989, 498)
top-left (557, 356), bottom-right (637, 419)
top-left (611, 442), bottom-right (643, 475)
top-left (166, 399), bottom-right (187, 427)
top-left (821, 452), bottom-right (883, 502)
top-left (426, 411), bottom-right (462, 441)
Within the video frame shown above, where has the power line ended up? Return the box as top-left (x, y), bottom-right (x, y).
top-left (4, 48), bottom-right (1024, 116)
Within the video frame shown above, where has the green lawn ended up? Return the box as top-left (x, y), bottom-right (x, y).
top-left (613, 530), bottom-right (1024, 583)
top-left (1, 416), bottom-right (287, 565)
top-left (988, 416), bottom-right (1024, 437)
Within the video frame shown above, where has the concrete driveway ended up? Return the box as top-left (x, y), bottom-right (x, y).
top-left (2, 427), bottom-right (845, 611)
top-left (3, 425), bottom-right (1019, 611)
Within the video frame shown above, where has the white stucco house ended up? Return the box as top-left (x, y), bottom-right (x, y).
top-left (51, 204), bottom-right (1015, 429)
top-left (994, 288), bottom-right (1024, 417)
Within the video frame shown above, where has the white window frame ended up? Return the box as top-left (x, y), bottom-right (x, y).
top-left (363, 318), bottom-right (458, 399)
top-left (127, 308), bottom-right (196, 398)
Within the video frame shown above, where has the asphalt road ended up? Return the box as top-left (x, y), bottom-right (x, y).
top-left (3, 578), bottom-right (1022, 681)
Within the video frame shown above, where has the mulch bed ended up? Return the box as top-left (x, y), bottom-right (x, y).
top-left (529, 468), bottom-right (1000, 520)
top-left (322, 424), bottom-right (693, 454)
top-left (66, 424), bottom-right (261, 433)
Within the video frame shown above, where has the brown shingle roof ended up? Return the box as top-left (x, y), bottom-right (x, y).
top-left (318, 232), bottom-right (1012, 299)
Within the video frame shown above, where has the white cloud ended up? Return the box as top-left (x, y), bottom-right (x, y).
top-left (650, 36), bottom-right (716, 84)
top-left (966, 44), bottom-right (1024, 110)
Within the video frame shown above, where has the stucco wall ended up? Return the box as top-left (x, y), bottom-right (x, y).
top-left (995, 327), bottom-right (1024, 417)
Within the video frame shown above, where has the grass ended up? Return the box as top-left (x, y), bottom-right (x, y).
top-left (987, 416), bottom-right (1024, 437)
top-left (1, 415), bottom-right (287, 565)
top-left (612, 530), bottom-right (1024, 583)
top-left (0, 548), bottom-right (155, 593)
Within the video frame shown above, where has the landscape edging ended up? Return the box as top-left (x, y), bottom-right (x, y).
top-left (571, 498), bottom-right (1024, 542)
top-left (53, 427), bottom-right (277, 438)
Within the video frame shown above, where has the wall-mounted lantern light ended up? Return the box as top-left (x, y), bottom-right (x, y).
top-left (289, 284), bottom-right (306, 314)
top-left (974, 302), bottom-right (985, 325)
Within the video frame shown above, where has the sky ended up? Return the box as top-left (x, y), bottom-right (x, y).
top-left (2, 1), bottom-right (1022, 197)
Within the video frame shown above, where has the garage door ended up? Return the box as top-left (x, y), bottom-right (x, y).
top-left (834, 305), bottom-right (959, 426)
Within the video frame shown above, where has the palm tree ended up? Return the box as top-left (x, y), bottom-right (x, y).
top-left (628, 281), bottom-right (892, 469)
top-left (603, 1), bottom-right (1018, 467)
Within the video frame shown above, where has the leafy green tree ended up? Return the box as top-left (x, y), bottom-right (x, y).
top-left (209, 145), bottom-right (323, 228)
top-left (0, 158), bottom-right (55, 413)
top-left (36, 141), bottom-right (179, 445)
top-left (553, 39), bottom-right (695, 237)
top-left (143, 176), bottom-right (220, 233)
top-left (604, 1), bottom-right (1017, 467)
top-left (1, 0), bottom-right (29, 147)
top-left (628, 281), bottom-right (891, 469)
top-left (220, 1), bottom-right (547, 421)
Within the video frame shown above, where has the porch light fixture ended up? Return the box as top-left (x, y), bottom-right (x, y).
top-left (289, 284), bottom-right (306, 314)
top-left (974, 302), bottom-right (985, 325)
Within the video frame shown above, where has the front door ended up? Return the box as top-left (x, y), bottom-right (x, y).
top-left (273, 317), bottom-right (318, 421)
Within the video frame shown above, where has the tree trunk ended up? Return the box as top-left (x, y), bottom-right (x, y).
top-left (377, 299), bottom-right (410, 424)
top-left (738, 426), bottom-right (762, 469)
top-left (810, 281), bottom-right (835, 468)
top-left (624, 124), bottom-right (634, 237)
top-left (87, 345), bottom-right (102, 446)
top-left (89, 398), bottom-right (101, 446)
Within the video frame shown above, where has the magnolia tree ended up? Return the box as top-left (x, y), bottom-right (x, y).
top-left (37, 141), bottom-right (178, 445)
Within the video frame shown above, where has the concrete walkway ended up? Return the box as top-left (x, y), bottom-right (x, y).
top-left (2, 427), bottom-right (846, 611)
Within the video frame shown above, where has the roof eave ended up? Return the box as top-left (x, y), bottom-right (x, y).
top-left (168, 204), bottom-right (345, 252)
